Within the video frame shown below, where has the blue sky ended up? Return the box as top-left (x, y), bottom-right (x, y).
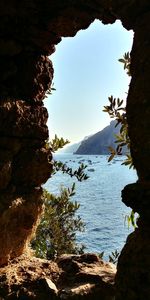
top-left (45, 20), bottom-right (133, 144)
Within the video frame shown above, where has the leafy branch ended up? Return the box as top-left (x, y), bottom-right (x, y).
top-left (98, 249), bottom-right (120, 265)
top-left (45, 135), bottom-right (89, 181)
top-left (103, 53), bottom-right (133, 168)
top-left (52, 160), bottom-right (89, 181)
top-left (47, 134), bottom-right (70, 152)
top-left (118, 52), bottom-right (131, 76)
top-left (104, 52), bottom-right (139, 231)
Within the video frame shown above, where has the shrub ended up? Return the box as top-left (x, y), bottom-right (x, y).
top-left (31, 184), bottom-right (85, 259)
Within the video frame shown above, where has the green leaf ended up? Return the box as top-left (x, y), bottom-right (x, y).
top-left (108, 153), bottom-right (115, 162)
top-left (118, 58), bottom-right (125, 63)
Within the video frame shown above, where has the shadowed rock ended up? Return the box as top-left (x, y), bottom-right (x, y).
top-left (0, 1), bottom-right (150, 299)
top-left (0, 254), bottom-right (116, 300)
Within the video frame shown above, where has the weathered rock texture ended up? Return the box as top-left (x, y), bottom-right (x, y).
top-left (0, 253), bottom-right (116, 300)
top-left (0, 0), bottom-right (150, 299)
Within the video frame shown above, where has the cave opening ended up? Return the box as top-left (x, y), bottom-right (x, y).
top-left (43, 19), bottom-right (136, 259)
top-left (46, 19), bottom-right (133, 143)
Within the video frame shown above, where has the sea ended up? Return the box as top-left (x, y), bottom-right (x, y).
top-left (44, 153), bottom-right (138, 259)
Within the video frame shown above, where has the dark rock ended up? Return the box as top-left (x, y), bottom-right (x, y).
top-left (116, 228), bottom-right (150, 300)
top-left (0, 39), bottom-right (22, 56)
top-left (0, 150), bottom-right (12, 190)
top-left (57, 255), bottom-right (80, 274)
top-left (122, 182), bottom-right (150, 219)
top-left (0, 161), bottom-right (12, 190)
top-left (0, 1), bottom-right (149, 299)
top-left (76, 253), bottom-right (100, 264)
top-left (12, 147), bottom-right (53, 188)
top-left (35, 278), bottom-right (58, 299)
top-left (0, 100), bottom-right (49, 140)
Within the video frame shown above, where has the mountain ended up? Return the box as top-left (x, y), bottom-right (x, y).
top-left (57, 141), bottom-right (81, 153)
top-left (57, 141), bottom-right (81, 154)
top-left (75, 120), bottom-right (122, 155)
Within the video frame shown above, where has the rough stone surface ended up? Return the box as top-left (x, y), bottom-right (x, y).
top-left (126, 11), bottom-right (150, 181)
top-left (0, 1), bottom-right (150, 299)
top-left (0, 254), bottom-right (116, 300)
top-left (122, 183), bottom-right (150, 221)
top-left (57, 254), bottom-right (116, 299)
top-left (115, 8), bottom-right (150, 300)
top-left (0, 100), bottom-right (49, 139)
top-left (115, 228), bottom-right (150, 300)
top-left (0, 99), bottom-right (52, 265)
top-left (0, 188), bottom-right (43, 266)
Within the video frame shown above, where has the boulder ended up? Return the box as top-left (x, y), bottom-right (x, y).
top-left (0, 254), bottom-right (116, 300)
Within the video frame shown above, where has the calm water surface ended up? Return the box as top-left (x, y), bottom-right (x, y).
top-left (44, 154), bottom-right (138, 258)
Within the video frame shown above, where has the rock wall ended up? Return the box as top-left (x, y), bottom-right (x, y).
top-left (115, 10), bottom-right (150, 299)
top-left (0, 0), bottom-right (150, 299)
top-left (0, 2), bottom-right (54, 264)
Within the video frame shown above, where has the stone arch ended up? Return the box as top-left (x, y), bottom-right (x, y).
top-left (0, 1), bottom-right (150, 299)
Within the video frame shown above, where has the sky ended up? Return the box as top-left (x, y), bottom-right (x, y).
top-left (45, 19), bottom-right (133, 144)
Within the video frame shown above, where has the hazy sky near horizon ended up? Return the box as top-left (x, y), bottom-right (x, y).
top-left (45, 20), bottom-right (133, 144)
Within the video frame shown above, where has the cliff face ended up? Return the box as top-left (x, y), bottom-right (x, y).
top-left (75, 121), bottom-right (123, 155)
top-left (0, 1), bottom-right (150, 299)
